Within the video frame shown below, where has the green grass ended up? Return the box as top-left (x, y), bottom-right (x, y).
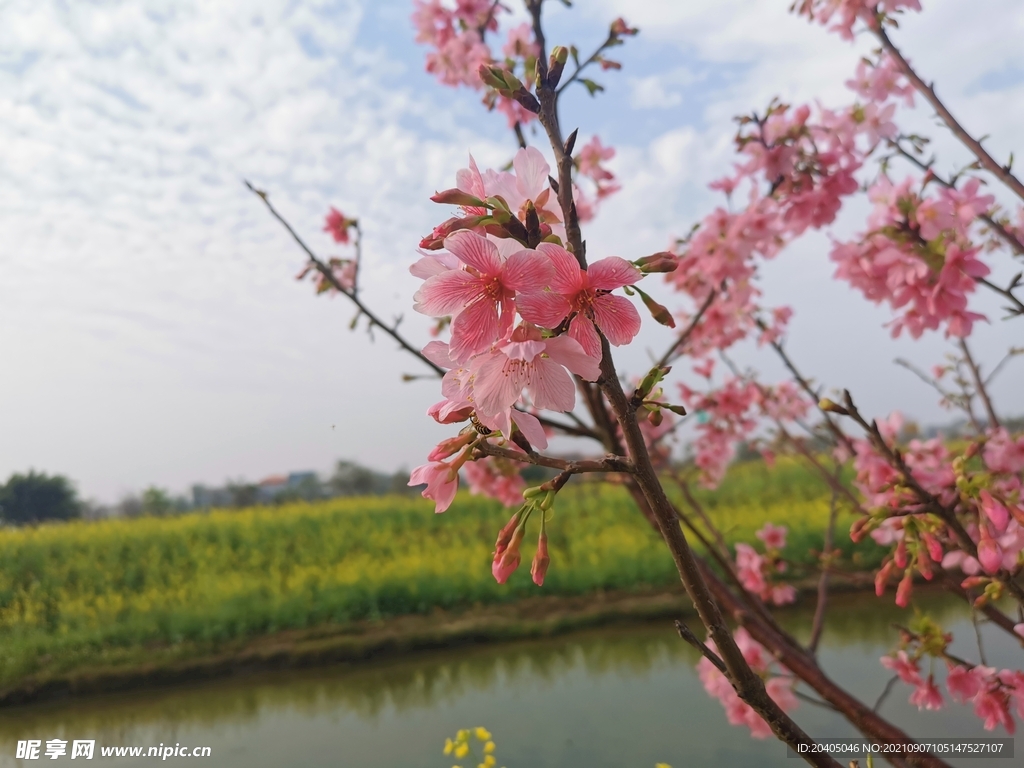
top-left (0, 458), bottom-right (876, 690)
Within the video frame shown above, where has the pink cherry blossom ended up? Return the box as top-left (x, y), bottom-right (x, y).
top-left (471, 325), bottom-right (601, 419)
top-left (770, 584), bottom-right (797, 606)
top-left (408, 460), bottom-right (460, 513)
top-left (324, 207), bottom-right (354, 244)
top-left (984, 428), bottom-right (1024, 474)
top-left (517, 243), bottom-right (642, 359)
top-left (486, 146), bottom-right (561, 225)
top-left (974, 686), bottom-right (1015, 733)
top-left (845, 53), bottom-right (915, 106)
top-left (574, 136), bottom-right (620, 204)
top-left (413, 231), bottom-right (552, 362)
top-left (463, 455), bottom-right (526, 507)
top-left (881, 651), bottom-right (923, 686)
top-left (909, 677), bottom-right (944, 711)
top-left (946, 664), bottom-right (984, 704)
top-left (502, 22), bottom-right (538, 60)
top-left (756, 523), bottom-right (788, 550)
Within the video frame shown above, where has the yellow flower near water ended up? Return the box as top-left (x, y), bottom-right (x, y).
top-left (656, 763), bottom-right (672, 768)
top-left (475, 727), bottom-right (492, 742)
top-left (483, 741), bottom-right (495, 754)
top-left (444, 738), bottom-right (454, 755)
top-left (455, 742), bottom-right (470, 759)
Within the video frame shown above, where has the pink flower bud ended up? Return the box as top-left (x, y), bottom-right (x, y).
top-left (916, 545), bottom-right (933, 580)
top-left (324, 207), bottom-right (354, 244)
top-left (875, 559), bottom-right (894, 597)
top-left (430, 188), bottom-right (487, 208)
top-left (610, 17), bottom-right (638, 36)
top-left (922, 532), bottom-right (944, 563)
top-left (492, 511), bottom-right (521, 561)
top-left (427, 431), bottom-right (475, 461)
top-left (979, 490), bottom-right (1010, 535)
top-left (895, 538), bottom-right (908, 569)
top-left (531, 530), bottom-right (550, 586)
top-left (895, 570), bottom-right (913, 608)
top-left (976, 535), bottom-right (1003, 576)
top-left (961, 575), bottom-right (988, 591)
top-left (492, 524), bottom-right (525, 585)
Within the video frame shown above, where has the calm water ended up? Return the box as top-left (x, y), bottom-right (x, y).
top-left (0, 591), bottom-right (1019, 767)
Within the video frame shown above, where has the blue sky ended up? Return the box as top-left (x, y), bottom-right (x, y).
top-left (2, 0), bottom-right (1023, 501)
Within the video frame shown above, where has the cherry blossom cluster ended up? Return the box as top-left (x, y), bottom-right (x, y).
top-left (412, 0), bottom-right (543, 128)
top-left (572, 136), bottom-right (621, 223)
top-left (880, 617), bottom-right (1024, 732)
top-left (735, 523), bottom-right (797, 606)
top-left (794, 0), bottom-right (922, 40)
top-left (412, 0), bottom-right (499, 89)
top-left (296, 207), bottom-right (359, 294)
top-left (846, 415), bottom-right (1024, 611)
top-left (463, 455), bottom-right (527, 507)
top-left (698, 628), bottom-right (799, 739)
top-left (407, 149), bottom-right (648, 517)
top-left (678, 377), bottom-right (811, 488)
top-left (831, 175), bottom-right (994, 338)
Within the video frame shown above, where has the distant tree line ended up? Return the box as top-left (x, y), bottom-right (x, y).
top-left (0, 460), bottom-right (416, 526)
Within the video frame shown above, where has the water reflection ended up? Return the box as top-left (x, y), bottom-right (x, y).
top-left (0, 590), bottom-right (1018, 768)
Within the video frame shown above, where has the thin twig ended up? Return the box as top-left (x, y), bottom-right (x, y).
top-left (958, 338), bottom-right (1000, 429)
top-left (675, 619), bottom-right (727, 674)
top-left (245, 181), bottom-right (446, 377)
top-left (473, 440), bottom-right (632, 474)
top-left (808, 468), bottom-right (840, 655)
top-left (873, 675), bottom-right (900, 712)
top-left (875, 25), bottom-right (1024, 203)
top-left (653, 287), bottom-right (718, 370)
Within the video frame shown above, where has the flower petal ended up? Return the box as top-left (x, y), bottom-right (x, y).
top-left (592, 293), bottom-right (642, 346)
top-left (543, 335), bottom-right (601, 381)
top-left (449, 297), bottom-right (500, 362)
top-left (502, 249), bottom-right (553, 292)
top-left (568, 314), bottom-right (602, 360)
top-left (410, 251), bottom-right (459, 279)
top-left (529, 358), bottom-right (576, 412)
top-left (517, 291), bottom-right (571, 328)
top-left (422, 340), bottom-right (454, 369)
top-left (587, 256), bottom-right (641, 290)
top-left (445, 230), bottom-right (501, 276)
top-left (473, 353), bottom-right (524, 417)
top-left (513, 146), bottom-right (550, 200)
top-left (537, 242), bottom-right (584, 295)
top-left (511, 409), bottom-right (548, 450)
top-left (413, 270), bottom-right (480, 316)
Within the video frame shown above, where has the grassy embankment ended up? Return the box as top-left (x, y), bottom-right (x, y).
top-left (0, 459), bottom-right (880, 700)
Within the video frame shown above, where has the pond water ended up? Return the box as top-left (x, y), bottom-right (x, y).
top-left (0, 591), bottom-right (1019, 767)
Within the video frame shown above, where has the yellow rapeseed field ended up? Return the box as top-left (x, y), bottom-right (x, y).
top-left (0, 459), bottom-right (868, 688)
